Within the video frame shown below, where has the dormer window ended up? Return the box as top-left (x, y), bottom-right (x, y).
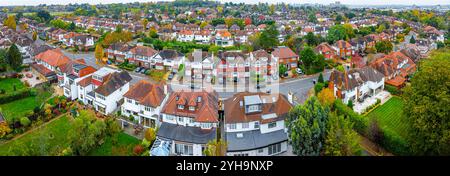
top-left (189, 106), bottom-right (195, 111)
top-left (176, 96), bottom-right (179, 101)
top-left (178, 105), bottom-right (184, 110)
top-left (197, 96), bottom-right (202, 102)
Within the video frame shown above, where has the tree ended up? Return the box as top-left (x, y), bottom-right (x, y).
top-left (3, 15), bottom-right (16, 30)
top-left (68, 111), bottom-right (107, 156)
top-left (7, 44), bottom-right (22, 70)
top-left (36, 10), bottom-right (52, 23)
top-left (244, 17), bottom-right (252, 26)
top-left (269, 4), bottom-right (275, 15)
top-left (375, 40), bottom-right (393, 54)
top-left (347, 100), bottom-right (354, 109)
top-left (317, 88), bottom-right (335, 107)
top-left (300, 46), bottom-right (325, 73)
top-left (279, 64), bottom-right (287, 77)
top-left (258, 24), bottom-right (279, 50)
top-left (409, 36), bottom-right (416, 44)
top-left (305, 32), bottom-right (318, 46)
top-left (0, 49), bottom-right (7, 72)
top-left (32, 31), bottom-right (38, 41)
top-left (308, 13), bottom-right (317, 23)
top-left (343, 23), bottom-right (355, 39)
top-left (68, 22), bottom-right (76, 31)
top-left (94, 44), bottom-right (104, 65)
top-left (204, 139), bottom-right (227, 156)
top-left (327, 25), bottom-right (347, 44)
top-left (368, 118), bottom-right (384, 145)
top-left (335, 14), bottom-right (344, 24)
top-left (20, 117), bottom-right (31, 127)
top-left (224, 17), bottom-right (234, 28)
top-left (318, 73), bottom-right (324, 83)
top-left (0, 122), bottom-right (12, 139)
top-left (403, 49), bottom-right (450, 155)
top-left (144, 127), bottom-right (157, 144)
top-left (324, 115), bottom-right (362, 156)
top-left (149, 28), bottom-right (158, 38)
top-left (287, 96), bottom-right (329, 156)
top-left (141, 19), bottom-right (149, 30)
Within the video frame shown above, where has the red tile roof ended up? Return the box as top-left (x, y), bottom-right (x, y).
top-left (124, 80), bottom-right (168, 108)
top-left (272, 47), bottom-right (298, 59)
top-left (35, 49), bottom-right (70, 67)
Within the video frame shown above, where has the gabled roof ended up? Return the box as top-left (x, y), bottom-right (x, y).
top-left (224, 92), bottom-right (292, 124)
top-left (161, 90), bottom-right (219, 123)
top-left (159, 49), bottom-right (184, 61)
top-left (124, 80), bottom-right (168, 108)
top-left (35, 49), bottom-right (70, 67)
top-left (272, 46), bottom-right (298, 59)
top-left (95, 71), bottom-right (132, 96)
top-left (129, 46), bottom-right (158, 57)
top-left (330, 66), bottom-right (384, 91)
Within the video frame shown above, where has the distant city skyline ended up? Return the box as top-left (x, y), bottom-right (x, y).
top-left (0, 0), bottom-right (449, 6)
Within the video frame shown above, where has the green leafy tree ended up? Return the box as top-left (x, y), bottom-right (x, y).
top-left (20, 117), bottom-right (31, 127)
top-left (258, 24), bottom-right (279, 50)
top-left (327, 25), bottom-right (347, 44)
top-left (375, 41), bottom-right (393, 54)
top-left (324, 115), bottom-right (362, 156)
top-left (204, 139), bottom-right (228, 156)
top-left (7, 44), bottom-right (22, 70)
top-left (68, 111), bottom-right (107, 156)
top-left (36, 10), bottom-right (52, 23)
top-left (305, 32), bottom-right (318, 46)
top-left (409, 36), bottom-right (416, 44)
top-left (318, 73), bottom-right (324, 83)
top-left (279, 64), bottom-right (287, 77)
top-left (287, 96), bottom-right (329, 156)
top-left (347, 100), bottom-right (354, 109)
top-left (0, 49), bottom-right (7, 72)
top-left (403, 49), bottom-right (450, 155)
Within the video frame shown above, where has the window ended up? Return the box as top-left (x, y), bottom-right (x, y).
top-left (242, 122), bottom-right (249, 129)
top-left (268, 122), bottom-right (277, 129)
top-left (135, 101), bottom-right (139, 105)
top-left (166, 115), bottom-right (174, 121)
top-left (96, 94), bottom-right (105, 100)
top-left (127, 99), bottom-right (132, 103)
top-left (247, 105), bottom-right (259, 113)
top-left (144, 106), bottom-right (152, 112)
top-left (201, 123), bottom-right (212, 129)
top-left (254, 122), bottom-right (260, 129)
top-left (258, 149), bottom-right (264, 153)
top-left (175, 143), bottom-right (193, 156)
top-left (197, 96), bottom-right (202, 102)
top-left (229, 124), bottom-right (236, 130)
top-left (178, 105), bottom-right (184, 110)
top-left (178, 117), bottom-right (184, 123)
top-left (189, 106), bottom-right (195, 111)
top-left (268, 143), bottom-right (282, 155)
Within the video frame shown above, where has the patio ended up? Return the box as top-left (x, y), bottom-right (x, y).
top-left (353, 91), bottom-right (392, 114)
top-left (20, 70), bottom-right (46, 87)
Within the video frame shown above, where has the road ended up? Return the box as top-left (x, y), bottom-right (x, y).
top-left (39, 42), bottom-right (332, 105)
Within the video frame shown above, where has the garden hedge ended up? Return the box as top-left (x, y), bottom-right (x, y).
top-left (0, 89), bottom-right (36, 104)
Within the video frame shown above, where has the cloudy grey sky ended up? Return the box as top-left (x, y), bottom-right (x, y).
top-left (0, 0), bottom-right (448, 6)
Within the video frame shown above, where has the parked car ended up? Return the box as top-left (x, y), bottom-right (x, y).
top-left (140, 68), bottom-right (147, 74)
top-left (296, 68), bottom-right (303, 74)
top-left (168, 73), bottom-right (174, 80)
top-left (134, 67), bottom-right (142, 73)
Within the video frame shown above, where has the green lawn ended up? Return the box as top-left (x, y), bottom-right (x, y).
top-left (0, 78), bottom-right (26, 92)
top-left (89, 132), bottom-right (141, 156)
top-left (0, 115), bottom-right (72, 156)
top-left (366, 97), bottom-right (409, 138)
top-left (0, 91), bottom-right (51, 122)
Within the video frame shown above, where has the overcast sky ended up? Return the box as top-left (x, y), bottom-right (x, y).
top-left (0, 0), bottom-right (448, 6)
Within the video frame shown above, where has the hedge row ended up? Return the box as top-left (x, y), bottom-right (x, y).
top-left (0, 89), bottom-right (37, 104)
top-left (385, 85), bottom-right (402, 95)
top-left (333, 99), bottom-right (410, 155)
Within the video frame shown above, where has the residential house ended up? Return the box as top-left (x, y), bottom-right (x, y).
top-left (271, 46), bottom-right (298, 70)
top-left (215, 30), bottom-right (233, 47)
top-left (106, 42), bottom-right (132, 63)
top-left (32, 49), bottom-right (70, 81)
top-left (128, 45), bottom-right (159, 69)
top-left (315, 43), bottom-right (337, 61)
top-left (333, 40), bottom-right (353, 59)
top-left (159, 49), bottom-right (185, 72)
top-left (155, 90), bottom-right (219, 156)
top-left (121, 80), bottom-right (170, 128)
top-left (329, 67), bottom-right (385, 104)
top-left (216, 51), bottom-right (249, 84)
top-left (177, 30), bottom-right (195, 42)
top-left (93, 71), bottom-right (132, 115)
top-left (369, 51), bottom-right (416, 88)
top-left (224, 92), bottom-right (292, 156)
top-left (423, 26), bottom-right (445, 42)
top-left (58, 59), bottom-right (97, 99)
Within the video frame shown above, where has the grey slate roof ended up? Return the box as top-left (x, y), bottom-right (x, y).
top-left (226, 130), bottom-right (288, 152)
top-left (157, 123), bottom-right (216, 144)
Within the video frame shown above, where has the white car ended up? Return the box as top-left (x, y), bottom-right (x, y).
top-left (296, 68), bottom-right (303, 74)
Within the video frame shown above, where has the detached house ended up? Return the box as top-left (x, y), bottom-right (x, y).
top-left (217, 51), bottom-right (249, 84)
top-left (224, 92), bottom-right (292, 156)
top-left (32, 49), bottom-right (70, 81)
top-left (271, 46), bottom-right (298, 70)
top-left (122, 80), bottom-right (170, 128)
top-left (159, 49), bottom-right (185, 72)
top-left (315, 43), bottom-right (337, 61)
top-left (369, 51), bottom-right (416, 88)
top-left (58, 59), bottom-right (97, 99)
top-left (423, 26), bottom-right (445, 42)
top-left (177, 30), bottom-right (195, 42)
top-left (215, 30), bottom-right (233, 47)
top-left (333, 40), bottom-right (353, 59)
top-left (329, 67), bottom-right (385, 104)
top-left (155, 90), bottom-right (219, 156)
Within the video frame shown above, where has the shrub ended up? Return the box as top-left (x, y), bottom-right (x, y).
top-left (19, 117), bottom-right (31, 127)
top-left (381, 128), bottom-right (410, 155)
top-left (385, 85), bottom-right (401, 95)
top-left (314, 82), bottom-right (325, 95)
top-left (0, 89), bottom-right (33, 104)
top-left (347, 100), bottom-right (354, 109)
top-left (133, 144), bottom-right (144, 156)
top-left (333, 100), bottom-right (368, 135)
top-left (144, 128), bottom-right (157, 144)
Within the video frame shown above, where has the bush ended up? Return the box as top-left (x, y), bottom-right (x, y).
top-left (0, 89), bottom-right (34, 104)
top-left (381, 128), bottom-right (410, 155)
top-left (385, 85), bottom-right (401, 95)
top-left (19, 117), bottom-right (31, 127)
top-left (333, 100), bottom-right (368, 135)
top-left (314, 83), bottom-right (325, 95)
top-left (144, 128), bottom-right (157, 144)
top-left (133, 144), bottom-right (144, 156)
